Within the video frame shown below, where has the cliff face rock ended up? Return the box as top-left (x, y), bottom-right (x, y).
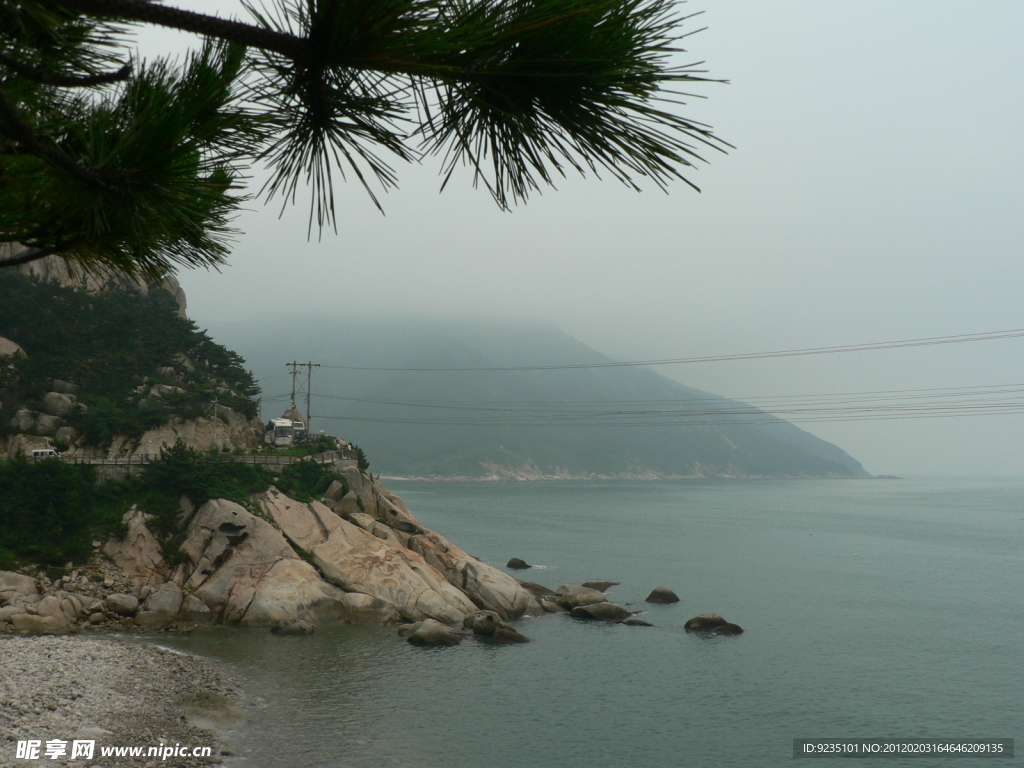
top-left (0, 472), bottom-right (541, 634)
top-left (15, 252), bottom-right (187, 317)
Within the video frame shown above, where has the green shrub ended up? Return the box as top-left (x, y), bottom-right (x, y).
top-left (0, 455), bottom-right (98, 567)
top-left (275, 459), bottom-right (346, 502)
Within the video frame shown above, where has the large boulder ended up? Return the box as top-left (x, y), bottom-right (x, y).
top-left (307, 517), bottom-right (477, 624)
top-left (645, 586), bottom-right (680, 604)
top-left (34, 413), bottom-right (64, 434)
top-left (255, 488), bottom-right (457, 623)
top-left (684, 612), bottom-right (743, 635)
top-left (102, 507), bottom-right (170, 588)
top-left (506, 558), bottom-right (532, 570)
top-left (569, 602), bottom-right (633, 622)
top-left (553, 584), bottom-right (607, 610)
top-left (407, 528), bottom-right (542, 620)
top-left (42, 391), bottom-right (77, 417)
top-left (339, 467), bottom-right (377, 516)
top-left (10, 613), bottom-right (68, 634)
top-left (0, 571), bottom-right (39, 603)
top-left (406, 618), bottom-right (464, 646)
top-left (466, 610), bottom-right (531, 643)
top-left (257, 489), bottom-right (345, 552)
top-left (104, 593), bottom-right (140, 617)
top-left (180, 499), bottom-right (371, 626)
top-left (0, 336), bottom-right (25, 358)
top-left (10, 409), bottom-right (37, 433)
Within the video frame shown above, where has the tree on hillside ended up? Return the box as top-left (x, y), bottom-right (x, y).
top-left (0, 0), bottom-right (728, 279)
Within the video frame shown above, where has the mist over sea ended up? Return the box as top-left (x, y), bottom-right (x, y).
top-left (159, 478), bottom-right (1023, 767)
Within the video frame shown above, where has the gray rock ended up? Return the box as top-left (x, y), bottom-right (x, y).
top-left (468, 609), bottom-right (502, 636)
top-left (714, 622), bottom-right (744, 635)
top-left (10, 409), bottom-right (37, 432)
top-left (516, 580), bottom-right (554, 598)
top-left (582, 580), bottom-right (619, 592)
top-left (323, 479), bottom-right (348, 502)
top-left (50, 378), bottom-right (79, 394)
top-left (684, 611), bottom-right (743, 634)
top-left (142, 582), bottom-right (184, 619)
top-left (553, 584), bottom-right (607, 610)
top-left (645, 586), bottom-right (680, 604)
top-left (43, 391), bottom-right (77, 417)
top-left (35, 413), bottom-right (65, 434)
top-left (406, 618), bottom-right (464, 646)
top-left (270, 619), bottom-right (315, 635)
top-left (10, 614), bottom-right (67, 634)
top-left (0, 336), bottom-right (25, 358)
top-left (540, 598), bottom-right (568, 613)
top-left (569, 602), bottom-right (633, 621)
top-left (35, 595), bottom-right (63, 619)
top-left (506, 558), bottom-right (532, 569)
top-left (623, 619), bottom-right (655, 627)
top-left (0, 571), bottom-right (39, 600)
top-left (55, 425), bottom-right (80, 445)
top-left (105, 593), bottom-right (140, 617)
top-left (491, 624), bottom-right (531, 643)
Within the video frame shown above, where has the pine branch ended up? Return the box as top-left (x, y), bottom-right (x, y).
top-left (0, 86), bottom-right (111, 187)
top-left (35, 0), bottom-right (308, 60)
top-left (0, 239), bottom-right (83, 267)
top-left (0, 50), bottom-right (132, 87)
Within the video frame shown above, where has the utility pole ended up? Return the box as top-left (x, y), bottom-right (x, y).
top-left (211, 397), bottom-right (219, 451)
top-left (286, 361), bottom-right (321, 433)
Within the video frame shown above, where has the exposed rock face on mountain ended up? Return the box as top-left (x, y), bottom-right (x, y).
top-left (0, 471), bottom-right (542, 634)
top-left (13, 250), bottom-right (187, 317)
top-left (2, 255), bottom-right (262, 458)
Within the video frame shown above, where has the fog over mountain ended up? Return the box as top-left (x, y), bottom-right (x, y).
top-left (208, 315), bottom-right (867, 479)
top-left (163, 1), bottom-right (1022, 478)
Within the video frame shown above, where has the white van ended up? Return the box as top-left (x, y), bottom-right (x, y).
top-left (31, 448), bottom-right (62, 461)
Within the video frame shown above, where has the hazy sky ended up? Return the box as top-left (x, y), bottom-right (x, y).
top-left (144, 2), bottom-right (1023, 477)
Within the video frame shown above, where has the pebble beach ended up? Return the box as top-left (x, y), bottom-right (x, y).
top-left (0, 635), bottom-right (241, 767)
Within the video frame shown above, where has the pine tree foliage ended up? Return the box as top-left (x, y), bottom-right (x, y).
top-left (0, 0), bottom-right (727, 279)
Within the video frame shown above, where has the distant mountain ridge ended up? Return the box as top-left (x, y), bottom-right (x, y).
top-left (210, 316), bottom-right (869, 479)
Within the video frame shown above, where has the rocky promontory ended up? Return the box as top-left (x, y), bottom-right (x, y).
top-left (0, 466), bottom-right (541, 636)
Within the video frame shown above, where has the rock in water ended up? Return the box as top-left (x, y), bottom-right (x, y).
top-left (553, 584), bottom-right (607, 610)
top-left (407, 618), bottom-right (465, 646)
top-left (270, 619), bottom-right (315, 635)
top-left (715, 622), bottom-right (744, 635)
top-left (645, 586), bottom-right (680, 604)
top-left (581, 581), bottom-right (619, 592)
top-left (684, 611), bottom-right (743, 635)
top-left (466, 610), bottom-right (532, 643)
top-left (569, 602), bottom-right (633, 622)
top-left (506, 558), bottom-right (532, 570)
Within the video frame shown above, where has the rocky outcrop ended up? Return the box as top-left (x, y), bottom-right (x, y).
top-left (16, 253), bottom-right (187, 317)
top-left (2, 471), bottom-right (542, 635)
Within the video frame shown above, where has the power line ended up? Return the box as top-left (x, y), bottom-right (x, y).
top-left (317, 328), bottom-right (1024, 372)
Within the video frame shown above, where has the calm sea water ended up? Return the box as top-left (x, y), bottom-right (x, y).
top-left (157, 478), bottom-right (1023, 767)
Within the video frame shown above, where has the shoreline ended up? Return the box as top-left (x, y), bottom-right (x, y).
top-left (0, 634), bottom-right (242, 767)
top-left (380, 472), bottom-right (880, 482)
